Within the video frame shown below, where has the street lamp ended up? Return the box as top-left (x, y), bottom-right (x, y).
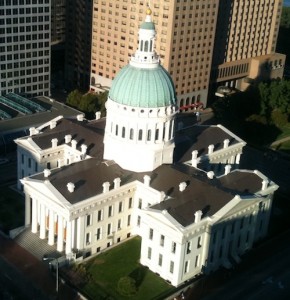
top-left (42, 256), bottom-right (59, 292)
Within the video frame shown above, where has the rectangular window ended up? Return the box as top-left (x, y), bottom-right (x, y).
top-left (197, 236), bottom-right (202, 248)
top-left (107, 223), bottom-right (111, 235)
top-left (195, 255), bottom-right (199, 268)
top-left (118, 201), bottom-right (123, 213)
top-left (186, 241), bottom-right (191, 254)
top-left (149, 228), bottom-right (153, 240)
top-left (137, 216), bottom-right (141, 227)
top-left (160, 235), bottom-right (165, 247)
top-left (128, 197), bottom-right (133, 208)
top-left (127, 215), bottom-right (131, 226)
top-left (86, 214), bottom-right (92, 227)
top-left (148, 247), bottom-right (152, 259)
top-left (171, 242), bottom-right (176, 254)
top-left (117, 219), bottom-right (122, 230)
top-left (170, 261), bottom-right (174, 273)
top-left (138, 198), bottom-right (142, 209)
top-left (108, 205), bottom-right (113, 217)
top-left (97, 209), bottom-right (103, 222)
top-left (86, 232), bottom-right (91, 245)
top-left (158, 254), bottom-right (163, 266)
top-left (184, 261), bottom-right (189, 273)
top-left (96, 228), bottom-right (101, 240)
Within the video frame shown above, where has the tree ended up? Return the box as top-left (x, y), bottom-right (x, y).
top-left (66, 89), bottom-right (82, 108)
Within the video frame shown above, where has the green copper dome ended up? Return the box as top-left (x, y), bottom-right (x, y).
top-left (140, 21), bottom-right (155, 30)
top-left (109, 64), bottom-right (177, 108)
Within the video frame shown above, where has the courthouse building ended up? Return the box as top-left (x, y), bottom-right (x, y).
top-left (16, 11), bottom-right (278, 287)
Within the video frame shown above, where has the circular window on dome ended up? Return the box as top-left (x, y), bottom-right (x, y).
top-left (149, 109), bottom-right (153, 113)
top-left (141, 109), bottom-right (144, 113)
top-left (132, 108), bottom-right (135, 112)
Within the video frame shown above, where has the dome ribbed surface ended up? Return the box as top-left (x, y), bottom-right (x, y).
top-left (140, 21), bottom-right (155, 30)
top-left (109, 64), bottom-right (176, 108)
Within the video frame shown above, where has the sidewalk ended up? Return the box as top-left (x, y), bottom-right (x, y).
top-left (0, 233), bottom-right (80, 299)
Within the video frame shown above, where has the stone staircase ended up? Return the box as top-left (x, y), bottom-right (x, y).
top-left (14, 227), bottom-right (62, 260)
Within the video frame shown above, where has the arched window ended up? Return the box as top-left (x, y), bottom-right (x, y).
top-left (155, 128), bottom-right (159, 141)
top-left (115, 125), bottom-right (118, 136)
top-left (130, 128), bottom-right (134, 140)
top-left (122, 126), bottom-right (125, 138)
top-left (192, 95), bottom-right (195, 103)
top-left (147, 129), bottom-right (151, 141)
top-left (138, 129), bottom-right (143, 141)
top-left (91, 77), bottom-right (95, 86)
top-left (140, 40), bottom-right (143, 51)
top-left (144, 40), bottom-right (149, 52)
top-left (197, 94), bottom-right (201, 102)
top-left (149, 40), bottom-right (153, 52)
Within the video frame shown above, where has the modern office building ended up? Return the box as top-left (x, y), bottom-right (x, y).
top-left (16, 12), bottom-right (278, 288)
top-left (0, 0), bottom-right (51, 97)
top-left (64, 0), bottom-right (92, 91)
top-left (51, 0), bottom-right (66, 45)
top-left (89, 0), bottom-right (285, 108)
top-left (211, 0), bottom-right (285, 96)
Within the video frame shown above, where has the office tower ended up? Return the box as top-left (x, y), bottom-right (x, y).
top-left (211, 0), bottom-right (285, 96)
top-left (0, 0), bottom-right (50, 97)
top-left (89, 0), bottom-right (285, 108)
top-left (90, 0), bottom-right (219, 108)
top-left (64, 0), bottom-right (92, 91)
top-left (51, 0), bottom-right (66, 45)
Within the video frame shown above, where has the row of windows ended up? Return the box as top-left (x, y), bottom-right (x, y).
top-left (86, 199), bottom-right (134, 226)
top-left (1, 53), bottom-right (49, 62)
top-left (0, 16), bottom-right (49, 24)
top-left (0, 42), bottom-right (49, 52)
top-left (1, 78), bottom-right (49, 88)
top-left (0, 0), bottom-right (49, 5)
top-left (0, 33), bottom-right (49, 43)
top-left (0, 24), bottom-right (49, 33)
top-left (0, 7), bottom-right (49, 15)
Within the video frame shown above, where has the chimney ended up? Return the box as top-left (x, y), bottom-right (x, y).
top-left (43, 169), bottom-right (51, 178)
top-left (191, 150), bottom-right (199, 168)
top-left (179, 182), bottom-right (187, 192)
top-left (65, 134), bottom-right (72, 143)
top-left (51, 138), bottom-right (58, 148)
top-left (77, 114), bottom-right (84, 121)
top-left (81, 144), bottom-right (87, 155)
top-left (208, 144), bottom-right (214, 155)
top-left (262, 179), bottom-right (268, 190)
top-left (143, 175), bottom-right (151, 187)
top-left (95, 111), bottom-right (101, 120)
top-left (207, 171), bottom-right (214, 179)
top-left (223, 139), bottom-right (230, 149)
top-left (224, 164), bottom-right (231, 175)
top-left (194, 210), bottom-right (203, 223)
top-left (102, 182), bottom-right (110, 193)
top-left (50, 120), bottom-right (57, 129)
top-left (71, 139), bottom-right (77, 149)
top-left (113, 177), bottom-right (121, 189)
top-left (67, 182), bottom-right (75, 193)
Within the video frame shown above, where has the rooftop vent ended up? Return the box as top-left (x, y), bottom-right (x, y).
top-left (95, 111), bottom-right (101, 120)
top-left (143, 175), bottom-right (151, 187)
top-left (65, 134), bottom-right (72, 143)
top-left (43, 169), bottom-right (51, 178)
top-left (51, 138), bottom-right (58, 148)
top-left (207, 171), bottom-right (214, 179)
top-left (194, 210), bottom-right (203, 223)
top-left (114, 177), bottom-right (121, 189)
top-left (223, 139), bottom-right (230, 148)
top-left (50, 120), bottom-right (57, 129)
top-left (77, 114), bottom-right (84, 121)
top-left (102, 182), bottom-right (110, 193)
top-left (67, 182), bottom-right (75, 193)
top-left (179, 182), bottom-right (187, 192)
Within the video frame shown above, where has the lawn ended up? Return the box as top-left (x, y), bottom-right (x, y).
top-left (79, 237), bottom-right (174, 300)
top-left (0, 185), bottom-right (24, 233)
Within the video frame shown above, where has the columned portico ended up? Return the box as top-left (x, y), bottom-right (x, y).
top-left (76, 216), bottom-right (85, 250)
top-left (65, 220), bottom-right (72, 254)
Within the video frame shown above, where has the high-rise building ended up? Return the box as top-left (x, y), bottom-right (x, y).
top-left (90, 0), bottom-right (219, 108)
top-left (211, 0), bottom-right (285, 97)
top-left (89, 0), bottom-right (285, 108)
top-left (0, 0), bottom-right (51, 97)
top-left (64, 0), bottom-right (92, 91)
top-left (51, 0), bottom-right (66, 45)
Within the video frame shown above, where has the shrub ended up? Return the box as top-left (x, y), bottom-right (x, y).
top-left (117, 276), bottom-right (137, 297)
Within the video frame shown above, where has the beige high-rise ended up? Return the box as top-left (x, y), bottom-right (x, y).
top-left (89, 0), bottom-right (285, 108)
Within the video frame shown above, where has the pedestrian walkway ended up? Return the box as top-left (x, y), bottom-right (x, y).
top-left (0, 232), bottom-right (81, 299)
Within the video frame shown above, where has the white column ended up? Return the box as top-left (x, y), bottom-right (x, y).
top-left (76, 216), bottom-right (85, 250)
top-left (164, 121), bottom-right (170, 142)
top-left (25, 194), bottom-right (31, 226)
top-left (235, 153), bottom-right (241, 164)
top-left (48, 209), bottom-right (55, 245)
top-left (39, 204), bottom-right (46, 239)
top-left (71, 219), bottom-right (76, 249)
top-left (31, 198), bottom-right (38, 233)
top-left (57, 216), bottom-right (64, 252)
top-left (65, 220), bottom-right (72, 254)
